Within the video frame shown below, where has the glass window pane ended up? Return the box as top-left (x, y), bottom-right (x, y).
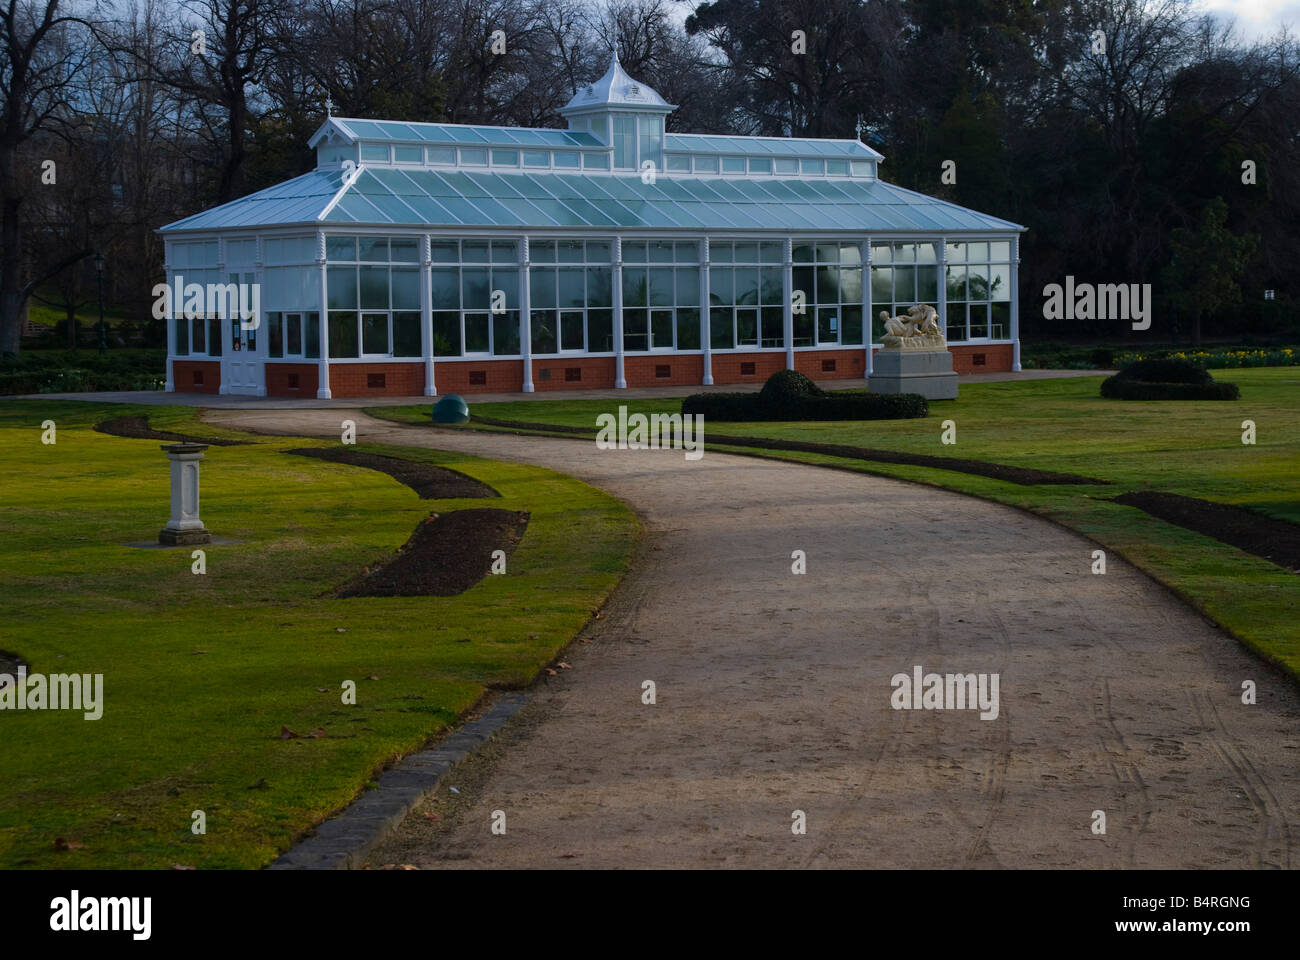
top-left (587, 241), bottom-right (611, 262)
top-left (793, 307), bottom-right (813, 347)
top-left (667, 154), bottom-right (690, 172)
top-left (557, 240), bottom-right (584, 263)
top-left (390, 238), bottom-right (419, 262)
top-left (465, 313), bottom-right (490, 352)
top-left (760, 242), bottom-right (783, 263)
top-left (826, 159), bottom-right (849, 175)
top-left (694, 155), bottom-right (719, 173)
top-left (287, 313), bottom-right (302, 354)
top-left (815, 243), bottom-right (837, 263)
top-left (359, 238), bottom-right (387, 262)
top-left (582, 153), bottom-right (609, 170)
top-left (494, 312), bottom-right (519, 355)
top-left (391, 267), bottom-right (419, 309)
top-left (917, 265), bottom-right (938, 304)
top-left (431, 268), bottom-right (459, 309)
top-left (736, 308), bottom-right (758, 346)
top-left (774, 157), bottom-right (798, 174)
top-left (945, 305), bottom-right (968, 341)
top-left (360, 144), bottom-right (388, 162)
top-left (623, 308), bottom-right (648, 351)
top-left (328, 311), bottom-right (358, 357)
top-left (623, 267), bottom-right (648, 307)
top-left (969, 303), bottom-right (989, 338)
top-left (800, 158), bottom-right (825, 175)
top-left (760, 306), bottom-right (784, 348)
top-left (649, 241), bottom-right (674, 263)
top-left (174, 315), bottom-right (189, 355)
top-left (613, 116), bottom-right (635, 169)
top-left (586, 267), bottom-right (612, 306)
top-left (841, 305), bottom-right (863, 345)
top-left (560, 310), bottom-right (585, 350)
top-left (870, 266), bottom-right (891, 305)
top-left (649, 267), bottom-right (674, 306)
top-left (427, 146), bottom-right (455, 164)
top-left (710, 242), bottom-right (732, 263)
top-left (945, 265), bottom-right (967, 302)
top-left (462, 268), bottom-right (490, 310)
top-left (818, 305), bottom-right (840, 344)
top-left (749, 157), bottom-right (772, 174)
top-left (326, 236), bottom-right (356, 261)
top-left (393, 312), bottom-right (421, 356)
top-left (491, 240), bottom-right (516, 264)
top-left (709, 266), bottom-right (733, 305)
top-left (491, 268), bottom-right (518, 307)
top-left (816, 266), bottom-right (839, 304)
top-left (531, 240), bottom-right (556, 263)
top-left (793, 244), bottom-right (814, 264)
top-left (735, 265), bottom-right (759, 305)
top-left (760, 266), bottom-right (783, 305)
top-left (651, 309), bottom-right (674, 348)
top-left (462, 239), bottom-right (489, 262)
top-left (676, 307), bottom-right (700, 350)
top-left (734, 242), bottom-right (758, 263)
top-left (305, 312), bottom-right (320, 358)
top-left (433, 311), bottom-right (461, 355)
top-left (792, 265), bottom-right (815, 310)
top-left (966, 267), bottom-right (989, 301)
top-left (359, 265), bottom-right (388, 309)
top-left (893, 243), bottom-right (916, 263)
top-left (944, 242), bottom-right (964, 263)
top-left (871, 243), bottom-right (891, 264)
top-left (531, 309), bottom-right (557, 353)
top-left (553, 151), bottom-right (579, 168)
top-left (587, 309), bottom-right (613, 352)
top-left (968, 242), bottom-right (990, 261)
top-left (191, 315), bottom-right (205, 352)
top-left (558, 268), bottom-right (585, 308)
top-left (623, 240), bottom-right (647, 262)
top-left (394, 145), bottom-right (421, 162)
top-left (530, 268), bottom-right (556, 310)
top-left (459, 147), bottom-right (487, 165)
top-left (894, 266), bottom-right (916, 303)
top-left (523, 150), bottom-right (549, 167)
top-left (990, 302), bottom-right (1010, 339)
top-left (722, 156), bottom-right (746, 173)
top-left (989, 264), bottom-right (1011, 301)
top-left (430, 240), bottom-right (457, 263)
top-left (361, 313), bottom-right (389, 354)
top-left (991, 241), bottom-right (1011, 262)
top-left (840, 265), bottom-right (863, 303)
top-left (676, 267), bottom-right (699, 306)
top-left (491, 149), bottom-right (519, 165)
top-left (327, 266), bottom-right (357, 309)
top-left (710, 307), bottom-right (733, 349)
top-left (839, 243), bottom-right (862, 266)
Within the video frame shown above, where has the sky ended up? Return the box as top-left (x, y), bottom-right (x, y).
top-left (1193, 0), bottom-right (1300, 37)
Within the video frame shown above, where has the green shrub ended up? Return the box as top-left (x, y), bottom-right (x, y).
top-left (1100, 378), bottom-right (1240, 401)
top-left (683, 371), bottom-right (928, 421)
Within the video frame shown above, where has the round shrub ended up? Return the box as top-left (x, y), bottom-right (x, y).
top-left (1113, 357), bottom-right (1211, 384)
top-left (1100, 378), bottom-right (1239, 401)
top-left (758, 369), bottom-right (823, 403)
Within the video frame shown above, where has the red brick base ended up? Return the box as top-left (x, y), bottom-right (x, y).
top-left (624, 354), bottom-right (704, 388)
top-left (532, 357), bottom-right (616, 391)
top-left (947, 343), bottom-right (1014, 374)
top-left (265, 363), bottom-right (320, 398)
top-left (793, 349), bottom-right (866, 380)
top-left (324, 362), bottom-right (424, 398)
top-left (170, 360), bottom-right (220, 395)
top-left (434, 359), bottom-right (524, 395)
top-left (710, 351), bottom-right (787, 385)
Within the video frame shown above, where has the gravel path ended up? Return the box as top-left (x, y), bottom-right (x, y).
top-left (207, 407), bottom-right (1300, 869)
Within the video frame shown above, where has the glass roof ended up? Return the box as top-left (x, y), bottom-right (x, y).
top-left (665, 133), bottom-right (881, 160)
top-left (162, 168), bottom-right (1022, 234)
top-left (334, 118), bottom-right (602, 149)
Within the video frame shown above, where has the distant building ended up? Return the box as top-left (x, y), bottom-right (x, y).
top-left (160, 54), bottom-right (1024, 398)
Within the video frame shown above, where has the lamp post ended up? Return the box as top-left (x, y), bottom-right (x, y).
top-left (94, 252), bottom-right (107, 355)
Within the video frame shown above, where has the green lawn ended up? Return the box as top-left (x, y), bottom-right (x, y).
top-left (369, 368), bottom-right (1300, 677)
top-left (0, 400), bottom-right (635, 869)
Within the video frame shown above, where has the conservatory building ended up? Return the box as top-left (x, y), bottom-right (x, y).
top-left (159, 55), bottom-right (1025, 398)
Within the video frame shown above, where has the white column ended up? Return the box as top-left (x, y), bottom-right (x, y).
top-left (216, 241), bottom-right (229, 395)
top-left (253, 236), bottom-right (266, 396)
top-left (700, 237), bottom-right (713, 385)
top-left (421, 234), bottom-right (436, 396)
top-left (1010, 234), bottom-right (1022, 371)
top-left (316, 230), bottom-right (332, 399)
top-left (783, 238), bottom-right (794, 370)
top-left (520, 236), bottom-right (533, 392)
top-left (861, 240), bottom-right (873, 378)
top-left (164, 259), bottom-right (175, 392)
top-left (613, 236), bottom-right (626, 389)
top-left (936, 237), bottom-right (948, 341)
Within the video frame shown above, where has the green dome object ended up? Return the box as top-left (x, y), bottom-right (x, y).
top-left (432, 394), bottom-right (470, 424)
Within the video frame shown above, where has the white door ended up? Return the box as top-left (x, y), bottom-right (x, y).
top-left (222, 316), bottom-right (264, 395)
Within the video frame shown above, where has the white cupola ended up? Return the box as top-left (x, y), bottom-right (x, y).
top-left (559, 51), bottom-right (676, 172)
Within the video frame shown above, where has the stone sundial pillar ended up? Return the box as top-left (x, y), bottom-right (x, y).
top-left (159, 443), bottom-right (212, 545)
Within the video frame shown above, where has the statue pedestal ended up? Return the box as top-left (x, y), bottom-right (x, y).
top-left (869, 347), bottom-right (958, 400)
top-left (159, 443), bottom-right (212, 546)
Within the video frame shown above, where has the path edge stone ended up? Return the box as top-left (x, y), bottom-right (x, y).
top-left (267, 691), bottom-right (528, 870)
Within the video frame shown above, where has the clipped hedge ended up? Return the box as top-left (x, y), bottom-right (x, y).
top-left (683, 371), bottom-right (928, 421)
top-left (1100, 378), bottom-right (1240, 401)
top-left (1101, 356), bottom-right (1238, 400)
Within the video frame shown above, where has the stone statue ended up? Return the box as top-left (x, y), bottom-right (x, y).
top-left (880, 304), bottom-right (944, 350)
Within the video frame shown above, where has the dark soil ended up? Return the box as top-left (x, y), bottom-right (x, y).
top-left (286, 447), bottom-right (498, 499)
top-left (338, 508), bottom-right (529, 598)
top-left (0, 649), bottom-right (26, 679)
top-left (94, 415), bottom-right (247, 446)
top-left (1114, 491), bottom-right (1300, 574)
top-left (473, 417), bottom-right (1106, 486)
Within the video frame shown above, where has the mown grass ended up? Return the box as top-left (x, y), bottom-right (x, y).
top-left (368, 368), bottom-right (1300, 677)
top-left (0, 399), bottom-right (635, 869)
